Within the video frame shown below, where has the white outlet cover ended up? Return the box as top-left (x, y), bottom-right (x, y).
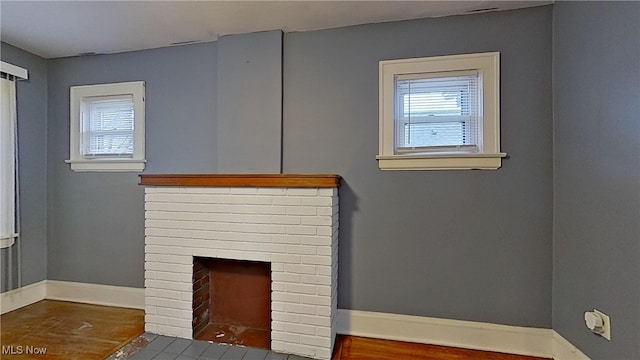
top-left (594, 309), bottom-right (611, 340)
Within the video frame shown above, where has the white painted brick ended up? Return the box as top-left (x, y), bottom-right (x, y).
top-left (183, 187), bottom-right (230, 194)
top-left (156, 307), bottom-right (182, 318)
top-left (271, 321), bottom-right (286, 331)
top-left (145, 262), bottom-right (191, 274)
top-left (285, 283), bottom-right (316, 295)
top-left (286, 226), bottom-right (317, 235)
top-left (300, 335), bottom-right (332, 348)
top-left (301, 197), bottom-right (332, 206)
top-left (316, 265), bottom-right (331, 276)
top-left (285, 303), bottom-right (316, 315)
top-left (271, 254), bottom-right (301, 264)
top-left (317, 188), bottom-right (336, 197)
top-left (146, 305), bottom-right (157, 315)
top-left (217, 249), bottom-right (256, 261)
top-left (271, 341), bottom-right (286, 353)
top-left (285, 245), bottom-right (317, 255)
top-left (299, 294), bottom-right (331, 306)
top-left (300, 275), bottom-right (332, 286)
top-left (301, 216), bottom-right (332, 226)
top-left (300, 255), bottom-right (331, 266)
top-left (272, 197), bottom-right (302, 206)
top-left (284, 264), bottom-right (317, 275)
top-left (316, 286), bottom-right (331, 297)
top-left (299, 314), bottom-right (331, 327)
top-left (271, 311), bottom-right (300, 324)
top-left (144, 185), bottom-right (338, 359)
top-left (316, 326), bottom-right (331, 337)
top-left (316, 246), bottom-right (332, 256)
top-left (257, 187), bottom-right (287, 195)
top-left (315, 348), bottom-right (331, 360)
top-left (249, 224), bottom-right (287, 234)
top-left (316, 207), bottom-right (333, 216)
top-left (272, 302), bottom-right (286, 312)
top-left (180, 328), bottom-right (192, 339)
top-left (146, 280), bottom-right (191, 292)
top-left (146, 314), bottom-right (169, 325)
top-left (229, 187), bottom-right (258, 195)
top-left (286, 206), bottom-right (317, 216)
top-left (316, 306), bottom-right (331, 317)
top-left (270, 215), bottom-right (301, 225)
top-left (222, 195), bottom-right (273, 205)
top-left (316, 226), bottom-right (332, 236)
top-left (155, 324), bottom-right (182, 337)
top-left (271, 292), bottom-right (300, 303)
top-left (286, 188), bottom-right (317, 196)
top-left (239, 214), bottom-right (273, 224)
top-left (300, 236), bottom-right (331, 246)
top-left (145, 323), bottom-right (157, 334)
top-left (145, 253), bottom-right (191, 265)
top-left (146, 297), bottom-right (192, 310)
top-left (145, 245), bottom-right (192, 256)
top-left (272, 331), bottom-right (300, 344)
top-left (282, 343), bottom-right (317, 358)
top-left (284, 323), bottom-right (316, 336)
top-left (145, 270), bottom-right (156, 280)
top-left (271, 272), bottom-right (301, 283)
top-left (155, 289), bottom-right (182, 300)
top-left (273, 235), bottom-right (302, 244)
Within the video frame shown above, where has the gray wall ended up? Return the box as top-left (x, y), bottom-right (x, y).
top-left (0, 43), bottom-right (48, 292)
top-left (283, 7), bottom-right (553, 327)
top-left (46, 42), bottom-right (217, 287)
top-left (10, 5), bottom-right (640, 354)
top-left (552, 2), bottom-right (640, 359)
top-left (217, 31), bottom-right (283, 173)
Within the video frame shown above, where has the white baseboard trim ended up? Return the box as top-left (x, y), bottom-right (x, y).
top-left (0, 280), bottom-right (47, 314)
top-left (3, 287), bottom-right (590, 359)
top-left (46, 280), bottom-right (145, 310)
top-left (552, 330), bottom-right (591, 360)
top-left (337, 309), bottom-right (591, 359)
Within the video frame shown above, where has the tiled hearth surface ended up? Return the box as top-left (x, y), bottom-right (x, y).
top-left (108, 333), bottom-right (314, 360)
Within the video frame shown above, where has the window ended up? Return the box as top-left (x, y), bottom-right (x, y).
top-left (377, 52), bottom-right (506, 170)
top-left (67, 81), bottom-right (145, 172)
top-left (0, 61), bottom-right (27, 249)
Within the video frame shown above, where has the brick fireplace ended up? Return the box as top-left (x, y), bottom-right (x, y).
top-left (140, 174), bottom-right (340, 360)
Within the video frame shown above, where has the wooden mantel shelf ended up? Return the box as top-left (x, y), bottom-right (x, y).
top-left (139, 174), bottom-right (341, 188)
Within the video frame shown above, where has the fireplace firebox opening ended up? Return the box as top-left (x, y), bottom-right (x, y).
top-left (193, 257), bottom-right (271, 349)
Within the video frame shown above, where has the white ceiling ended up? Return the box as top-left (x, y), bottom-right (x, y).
top-left (0, 1), bottom-right (552, 59)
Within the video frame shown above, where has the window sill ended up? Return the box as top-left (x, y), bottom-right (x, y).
top-left (65, 159), bottom-right (146, 172)
top-left (376, 153), bottom-right (507, 171)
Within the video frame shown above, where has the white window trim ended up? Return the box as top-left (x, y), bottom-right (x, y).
top-left (377, 52), bottom-right (506, 170)
top-left (66, 81), bottom-right (146, 172)
top-left (0, 61), bottom-right (27, 249)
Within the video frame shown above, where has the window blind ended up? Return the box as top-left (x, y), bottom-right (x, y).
top-left (81, 95), bottom-right (135, 157)
top-left (394, 71), bottom-right (480, 154)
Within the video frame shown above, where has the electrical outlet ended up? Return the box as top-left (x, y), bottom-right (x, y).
top-left (594, 309), bottom-right (611, 340)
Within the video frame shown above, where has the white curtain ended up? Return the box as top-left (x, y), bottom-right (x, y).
top-left (0, 77), bottom-right (17, 248)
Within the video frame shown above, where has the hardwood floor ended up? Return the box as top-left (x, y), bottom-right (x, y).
top-left (331, 335), bottom-right (551, 360)
top-left (0, 300), bottom-right (549, 360)
top-left (0, 300), bottom-right (144, 360)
